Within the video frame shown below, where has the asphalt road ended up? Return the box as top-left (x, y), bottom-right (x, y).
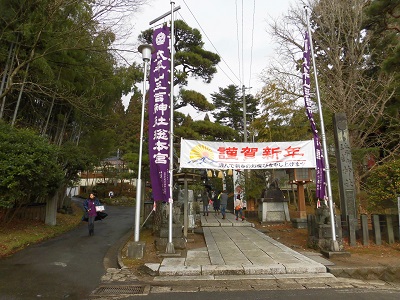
top-left (132, 289), bottom-right (400, 300)
top-left (2, 200), bottom-right (400, 300)
top-left (0, 198), bottom-right (134, 299)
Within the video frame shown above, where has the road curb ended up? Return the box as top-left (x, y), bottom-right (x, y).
top-left (327, 265), bottom-right (400, 283)
top-left (117, 229), bottom-right (134, 269)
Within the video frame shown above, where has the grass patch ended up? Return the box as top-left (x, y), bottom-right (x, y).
top-left (121, 228), bottom-right (161, 268)
top-left (0, 202), bottom-right (83, 258)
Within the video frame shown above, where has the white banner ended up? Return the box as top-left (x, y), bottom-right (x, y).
top-left (179, 138), bottom-right (316, 170)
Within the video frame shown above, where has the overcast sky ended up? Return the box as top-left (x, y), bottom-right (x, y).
top-left (126, 0), bottom-right (295, 119)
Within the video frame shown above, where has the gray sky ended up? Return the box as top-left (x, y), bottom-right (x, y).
top-left (127, 0), bottom-right (295, 118)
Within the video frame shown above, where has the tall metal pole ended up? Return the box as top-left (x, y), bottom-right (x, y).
top-left (242, 85), bottom-right (247, 143)
top-left (242, 85), bottom-right (247, 202)
top-left (148, 1), bottom-right (181, 255)
top-left (166, 0), bottom-right (176, 254)
top-left (305, 8), bottom-right (338, 250)
top-left (135, 44), bottom-right (154, 242)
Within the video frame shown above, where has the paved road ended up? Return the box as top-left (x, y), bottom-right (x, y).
top-left (125, 288), bottom-right (400, 300)
top-left (0, 198), bottom-right (134, 299)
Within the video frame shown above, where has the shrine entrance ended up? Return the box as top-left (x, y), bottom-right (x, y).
top-left (178, 139), bottom-right (318, 228)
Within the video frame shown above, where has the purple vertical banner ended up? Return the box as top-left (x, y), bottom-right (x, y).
top-left (148, 26), bottom-right (171, 202)
top-left (303, 31), bottom-right (326, 200)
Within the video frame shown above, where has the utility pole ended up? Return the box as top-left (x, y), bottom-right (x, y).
top-left (242, 85), bottom-right (251, 203)
top-left (242, 85), bottom-right (247, 143)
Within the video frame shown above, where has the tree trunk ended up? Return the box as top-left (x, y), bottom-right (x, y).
top-left (45, 193), bottom-right (58, 226)
top-left (45, 185), bottom-right (66, 226)
top-left (57, 109), bottom-right (72, 146)
top-left (0, 42), bottom-right (15, 119)
top-left (11, 62), bottom-right (30, 127)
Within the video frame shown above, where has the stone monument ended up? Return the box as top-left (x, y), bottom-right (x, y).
top-left (333, 113), bottom-right (357, 242)
top-left (308, 201), bottom-right (344, 252)
top-left (333, 113), bottom-right (357, 221)
top-left (258, 178), bottom-right (290, 223)
top-left (154, 201), bottom-right (186, 252)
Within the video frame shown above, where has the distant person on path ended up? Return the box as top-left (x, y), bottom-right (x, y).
top-left (213, 190), bottom-right (221, 215)
top-left (220, 190), bottom-right (228, 219)
top-left (202, 188), bottom-right (210, 216)
top-left (234, 195), bottom-right (245, 221)
top-left (83, 192), bottom-right (102, 236)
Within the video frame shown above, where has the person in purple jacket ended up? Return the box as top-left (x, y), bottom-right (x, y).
top-left (83, 192), bottom-right (101, 236)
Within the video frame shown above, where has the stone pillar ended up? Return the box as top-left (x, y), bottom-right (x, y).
top-left (127, 241), bottom-right (146, 259)
top-left (183, 178), bottom-right (188, 238)
top-left (307, 214), bottom-right (316, 237)
top-left (372, 214), bottom-right (382, 245)
top-left (386, 215), bottom-right (395, 244)
top-left (297, 183), bottom-right (307, 219)
top-left (333, 113), bottom-right (357, 222)
top-left (347, 215), bottom-right (357, 247)
top-left (360, 214), bottom-right (369, 246)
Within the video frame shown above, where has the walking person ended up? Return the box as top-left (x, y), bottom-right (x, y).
top-left (234, 195), bottom-right (245, 221)
top-left (202, 188), bottom-right (210, 216)
top-left (213, 190), bottom-right (221, 215)
top-left (83, 192), bottom-right (101, 236)
top-left (220, 190), bottom-right (228, 219)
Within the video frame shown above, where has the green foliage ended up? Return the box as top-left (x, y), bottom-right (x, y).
top-left (363, 0), bottom-right (400, 156)
top-left (140, 19), bottom-right (221, 86)
top-left (57, 142), bottom-right (96, 186)
top-left (0, 122), bottom-right (63, 208)
top-left (366, 160), bottom-right (400, 212)
top-left (212, 85), bottom-right (259, 139)
top-left (0, 0), bottom-right (143, 147)
top-left (190, 120), bottom-right (240, 141)
top-left (245, 170), bottom-right (269, 201)
top-left (364, 0), bottom-right (400, 75)
top-left (80, 128), bottom-right (118, 161)
top-left (253, 82), bottom-right (311, 142)
top-left (179, 89), bottom-right (215, 112)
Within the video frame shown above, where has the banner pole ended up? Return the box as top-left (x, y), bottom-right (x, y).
top-left (305, 7), bottom-right (338, 250)
top-left (166, 0), bottom-right (176, 254)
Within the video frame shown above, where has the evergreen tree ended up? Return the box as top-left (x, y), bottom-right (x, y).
top-left (139, 20), bottom-right (220, 111)
top-left (0, 0), bottom-right (143, 145)
top-left (211, 85), bottom-right (259, 141)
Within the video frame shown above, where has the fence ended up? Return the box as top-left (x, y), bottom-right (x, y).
top-left (307, 212), bottom-right (400, 250)
top-left (0, 203), bottom-right (46, 223)
top-left (344, 214), bottom-right (400, 246)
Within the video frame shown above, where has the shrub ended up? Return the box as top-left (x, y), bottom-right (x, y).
top-left (0, 122), bottom-right (63, 209)
top-left (366, 160), bottom-right (400, 212)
